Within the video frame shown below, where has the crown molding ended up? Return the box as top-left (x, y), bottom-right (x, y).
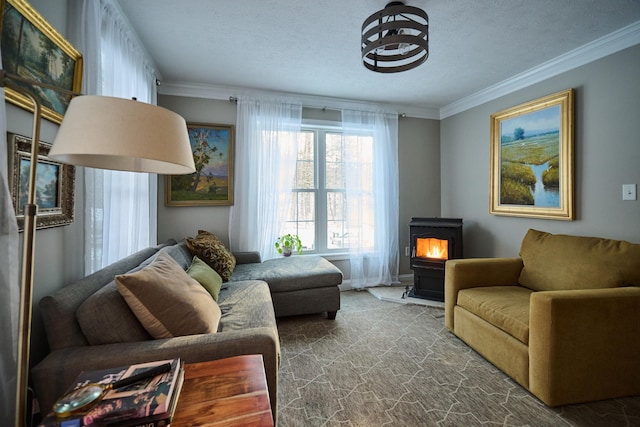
top-left (440, 20), bottom-right (640, 119)
top-left (158, 20), bottom-right (640, 121)
top-left (158, 81), bottom-right (441, 120)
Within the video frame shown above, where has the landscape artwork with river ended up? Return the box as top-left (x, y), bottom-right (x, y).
top-left (499, 105), bottom-right (561, 207)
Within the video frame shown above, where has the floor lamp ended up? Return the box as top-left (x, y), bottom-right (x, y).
top-left (1, 71), bottom-right (196, 427)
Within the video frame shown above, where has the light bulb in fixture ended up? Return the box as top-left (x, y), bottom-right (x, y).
top-left (398, 29), bottom-right (411, 55)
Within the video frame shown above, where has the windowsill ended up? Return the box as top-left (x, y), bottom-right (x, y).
top-left (310, 252), bottom-right (349, 261)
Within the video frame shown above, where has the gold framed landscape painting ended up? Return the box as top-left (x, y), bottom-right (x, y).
top-left (490, 89), bottom-right (574, 220)
top-left (1, 0), bottom-right (83, 124)
top-left (165, 123), bottom-right (234, 206)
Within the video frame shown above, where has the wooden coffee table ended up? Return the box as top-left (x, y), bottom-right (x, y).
top-left (171, 355), bottom-right (274, 426)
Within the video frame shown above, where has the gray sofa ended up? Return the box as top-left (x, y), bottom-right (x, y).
top-left (31, 239), bottom-right (342, 421)
top-left (32, 240), bottom-right (280, 419)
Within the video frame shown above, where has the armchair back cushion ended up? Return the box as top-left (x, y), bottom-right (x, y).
top-left (518, 229), bottom-right (640, 292)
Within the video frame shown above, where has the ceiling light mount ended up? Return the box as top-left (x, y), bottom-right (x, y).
top-left (361, 1), bottom-right (429, 73)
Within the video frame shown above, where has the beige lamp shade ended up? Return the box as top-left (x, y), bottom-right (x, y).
top-left (49, 95), bottom-right (196, 174)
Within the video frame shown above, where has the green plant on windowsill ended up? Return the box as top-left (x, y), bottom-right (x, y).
top-left (274, 233), bottom-right (303, 257)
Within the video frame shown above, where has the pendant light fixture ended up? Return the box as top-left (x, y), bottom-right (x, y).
top-left (361, 1), bottom-right (429, 73)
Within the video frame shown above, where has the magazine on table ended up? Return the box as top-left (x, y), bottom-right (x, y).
top-left (38, 358), bottom-right (184, 427)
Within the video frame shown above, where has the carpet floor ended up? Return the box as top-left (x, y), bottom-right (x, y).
top-left (276, 290), bottom-right (640, 427)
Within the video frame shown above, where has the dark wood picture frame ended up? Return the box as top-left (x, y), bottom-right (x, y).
top-left (7, 132), bottom-right (75, 230)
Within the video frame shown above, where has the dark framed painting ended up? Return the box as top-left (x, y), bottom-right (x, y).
top-left (165, 123), bottom-right (235, 206)
top-left (489, 89), bottom-right (575, 220)
top-left (1, 0), bottom-right (83, 124)
top-left (7, 133), bottom-right (75, 230)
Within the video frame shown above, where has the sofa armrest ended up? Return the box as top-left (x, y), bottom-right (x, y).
top-left (32, 327), bottom-right (280, 417)
top-left (444, 257), bottom-right (523, 331)
top-left (529, 286), bottom-right (640, 406)
top-left (233, 251), bottom-right (262, 264)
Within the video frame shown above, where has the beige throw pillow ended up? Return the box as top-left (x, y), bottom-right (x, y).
top-left (115, 253), bottom-right (221, 339)
top-left (185, 230), bottom-right (236, 282)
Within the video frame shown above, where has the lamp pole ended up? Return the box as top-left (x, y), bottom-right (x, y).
top-left (1, 75), bottom-right (41, 427)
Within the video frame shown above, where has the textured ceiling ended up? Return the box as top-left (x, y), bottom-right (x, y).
top-left (117, 0), bottom-right (640, 115)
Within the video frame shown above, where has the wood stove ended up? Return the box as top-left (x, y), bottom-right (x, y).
top-left (408, 218), bottom-right (463, 301)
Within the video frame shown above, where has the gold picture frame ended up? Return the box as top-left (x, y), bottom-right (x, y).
top-left (7, 132), bottom-right (75, 230)
top-left (165, 123), bottom-right (235, 206)
top-left (490, 89), bottom-right (574, 220)
top-left (1, 0), bottom-right (83, 124)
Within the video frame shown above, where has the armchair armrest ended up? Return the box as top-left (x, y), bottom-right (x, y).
top-left (444, 257), bottom-right (523, 330)
top-left (32, 327), bottom-right (280, 415)
top-left (233, 251), bottom-right (262, 264)
top-left (529, 286), bottom-right (640, 406)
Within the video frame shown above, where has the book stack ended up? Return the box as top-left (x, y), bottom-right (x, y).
top-left (38, 358), bottom-right (184, 427)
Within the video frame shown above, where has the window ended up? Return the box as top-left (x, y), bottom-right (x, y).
top-left (281, 125), bottom-right (373, 254)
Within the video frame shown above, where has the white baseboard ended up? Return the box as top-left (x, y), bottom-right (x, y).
top-left (338, 273), bottom-right (413, 291)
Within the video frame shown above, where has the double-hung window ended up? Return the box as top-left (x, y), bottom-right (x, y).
top-left (281, 124), bottom-right (374, 255)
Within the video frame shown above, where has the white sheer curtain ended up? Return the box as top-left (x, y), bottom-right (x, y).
top-left (0, 64), bottom-right (20, 425)
top-left (342, 109), bottom-right (399, 288)
top-left (229, 97), bottom-right (302, 260)
top-left (68, 0), bottom-right (158, 273)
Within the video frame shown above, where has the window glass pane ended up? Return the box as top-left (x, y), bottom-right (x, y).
top-left (325, 133), bottom-right (344, 189)
top-left (297, 220), bottom-right (315, 251)
top-left (301, 192), bottom-right (315, 221)
top-left (327, 191), bottom-right (347, 249)
top-left (295, 132), bottom-right (315, 189)
top-left (284, 191), bottom-right (315, 251)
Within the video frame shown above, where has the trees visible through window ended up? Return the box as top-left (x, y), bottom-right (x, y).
top-left (281, 127), bottom-right (373, 254)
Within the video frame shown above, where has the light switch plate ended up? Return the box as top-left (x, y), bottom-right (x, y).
top-left (622, 184), bottom-right (637, 201)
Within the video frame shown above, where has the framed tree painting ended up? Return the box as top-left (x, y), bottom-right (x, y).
top-left (7, 133), bottom-right (75, 230)
top-left (1, 0), bottom-right (83, 124)
top-left (165, 123), bottom-right (235, 206)
top-left (489, 89), bottom-right (575, 220)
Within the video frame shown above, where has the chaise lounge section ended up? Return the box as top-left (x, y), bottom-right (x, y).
top-left (232, 255), bottom-right (342, 319)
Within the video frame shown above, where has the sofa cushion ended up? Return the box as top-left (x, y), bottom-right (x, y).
top-left (185, 230), bottom-right (236, 282)
top-left (115, 253), bottom-right (221, 339)
top-left (75, 250), bottom-right (169, 345)
top-left (231, 256), bottom-right (343, 293)
top-left (457, 286), bottom-right (532, 345)
top-left (187, 255), bottom-right (223, 301)
top-left (217, 280), bottom-right (278, 332)
top-left (76, 281), bottom-right (152, 345)
top-left (518, 229), bottom-right (640, 292)
top-left (40, 241), bottom-right (175, 351)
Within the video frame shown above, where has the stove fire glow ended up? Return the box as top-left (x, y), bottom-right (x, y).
top-left (416, 238), bottom-right (448, 260)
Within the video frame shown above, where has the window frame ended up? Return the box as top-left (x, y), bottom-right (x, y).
top-left (287, 120), bottom-right (348, 257)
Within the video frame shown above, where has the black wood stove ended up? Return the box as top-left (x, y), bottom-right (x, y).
top-left (408, 217), bottom-right (463, 301)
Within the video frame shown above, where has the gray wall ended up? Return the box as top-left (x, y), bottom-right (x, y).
top-left (441, 44), bottom-right (640, 258)
top-left (4, 0), bottom-right (83, 367)
top-left (157, 95), bottom-right (441, 277)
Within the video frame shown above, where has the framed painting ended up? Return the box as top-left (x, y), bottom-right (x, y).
top-left (7, 133), bottom-right (75, 230)
top-left (489, 89), bottom-right (574, 220)
top-left (1, 0), bottom-right (83, 124)
top-left (165, 123), bottom-right (235, 206)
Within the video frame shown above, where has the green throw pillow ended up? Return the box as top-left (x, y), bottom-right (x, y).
top-left (187, 255), bottom-right (223, 301)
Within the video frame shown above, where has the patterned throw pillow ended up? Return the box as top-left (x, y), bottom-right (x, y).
top-left (185, 230), bottom-right (236, 282)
